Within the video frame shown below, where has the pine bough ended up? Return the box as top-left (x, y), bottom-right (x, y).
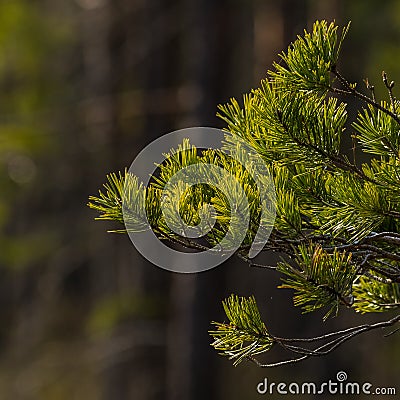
top-left (89, 21), bottom-right (400, 367)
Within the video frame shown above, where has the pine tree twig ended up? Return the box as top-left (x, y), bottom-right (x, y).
top-left (364, 78), bottom-right (376, 102)
top-left (382, 71), bottom-right (396, 112)
top-left (360, 245), bottom-right (400, 262)
top-left (363, 270), bottom-right (394, 284)
top-left (374, 259), bottom-right (400, 273)
top-left (91, 21), bottom-right (400, 370)
top-left (370, 232), bottom-right (400, 239)
top-left (330, 67), bottom-right (400, 126)
top-left (355, 253), bottom-right (374, 274)
top-left (363, 262), bottom-right (400, 282)
top-left (277, 110), bottom-right (381, 185)
top-left (367, 235), bottom-right (400, 246)
top-left (237, 253), bottom-right (277, 270)
top-left (322, 242), bottom-right (400, 262)
top-left (164, 234), bottom-right (210, 252)
top-left (249, 314), bottom-right (400, 368)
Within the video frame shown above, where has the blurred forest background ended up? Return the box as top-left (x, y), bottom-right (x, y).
top-left (0, 0), bottom-right (400, 399)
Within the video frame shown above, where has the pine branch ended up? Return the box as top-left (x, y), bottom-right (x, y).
top-left (353, 276), bottom-right (400, 313)
top-left (210, 295), bottom-right (400, 368)
top-left (209, 295), bottom-right (274, 366)
top-left (270, 20), bottom-right (350, 93)
top-left (330, 68), bottom-right (400, 126)
top-left (278, 245), bottom-right (356, 319)
top-left (89, 20), bottom-right (400, 369)
top-left (250, 313), bottom-right (400, 368)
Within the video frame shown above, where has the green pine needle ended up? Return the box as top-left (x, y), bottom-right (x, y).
top-left (209, 295), bottom-right (274, 366)
top-left (279, 245), bottom-right (356, 320)
top-left (353, 277), bottom-right (400, 313)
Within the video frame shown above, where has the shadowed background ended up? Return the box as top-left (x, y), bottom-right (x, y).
top-left (0, 0), bottom-right (399, 399)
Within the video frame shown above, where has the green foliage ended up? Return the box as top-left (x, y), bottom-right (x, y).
top-left (209, 295), bottom-right (274, 366)
top-left (89, 138), bottom-right (273, 250)
top-left (278, 245), bottom-right (356, 320)
top-left (353, 276), bottom-right (400, 313)
top-left (316, 172), bottom-right (395, 241)
top-left (354, 101), bottom-right (400, 157)
top-left (88, 171), bottom-right (149, 232)
top-left (90, 20), bottom-right (400, 367)
top-left (270, 20), bottom-right (350, 92)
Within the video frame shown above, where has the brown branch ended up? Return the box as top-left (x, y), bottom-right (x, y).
top-left (331, 68), bottom-right (400, 126)
top-left (382, 71), bottom-right (396, 113)
top-left (249, 314), bottom-right (400, 368)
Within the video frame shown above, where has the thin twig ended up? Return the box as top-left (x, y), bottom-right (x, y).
top-left (364, 78), bottom-right (376, 102)
top-left (382, 71), bottom-right (396, 113)
top-left (363, 270), bottom-right (393, 284)
top-left (237, 252), bottom-right (277, 270)
top-left (249, 314), bottom-right (400, 367)
top-left (331, 68), bottom-right (400, 125)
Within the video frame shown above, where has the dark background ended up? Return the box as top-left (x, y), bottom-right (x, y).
top-left (0, 0), bottom-right (399, 399)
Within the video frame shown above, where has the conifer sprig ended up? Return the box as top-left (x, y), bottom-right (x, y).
top-left (209, 295), bottom-right (274, 366)
top-left (89, 20), bottom-right (400, 368)
top-left (278, 245), bottom-right (356, 320)
top-left (210, 294), bottom-right (400, 368)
